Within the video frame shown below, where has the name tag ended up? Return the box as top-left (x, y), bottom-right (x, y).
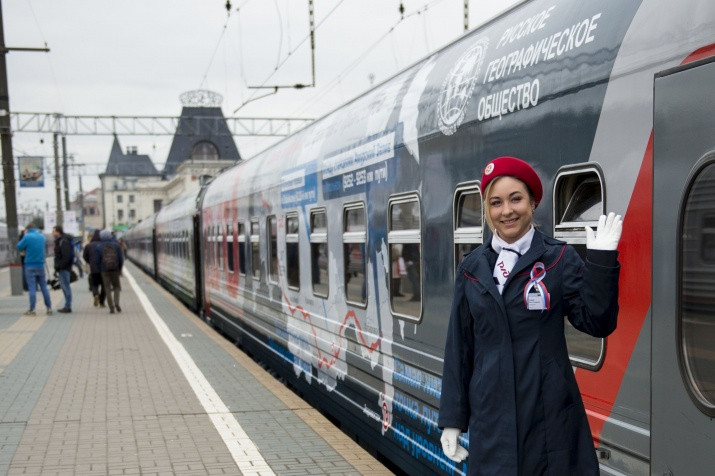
top-left (527, 290), bottom-right (549, 310)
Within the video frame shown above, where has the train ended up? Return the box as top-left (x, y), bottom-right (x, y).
top-left (124, 0), bottom-right (715, 474)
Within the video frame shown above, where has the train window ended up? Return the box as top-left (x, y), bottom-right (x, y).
top-left (218, 224), bottom-right (224, 271)
top-left (388, 195), bottom-right (421, 321)
top-left (286, 213), bottom-right (300, 290)
top-left (343, 203), bottom-right (367, 306)
top-left (310, 209), bottom-right (329, 297)
top-left (237, 222), bottom-right (246, 276)
top-left (680, 162), bottom-right (715, 414)
top-left (454, 184), bottom-right (483, 270)
top-left (226, 223), bottom-right (234, 273)
top-left (553, 166), bottom-right (605, 370)
top-left (214, 225), bottom-right (219, 269)
top-left (268, 216), bottom-right (278, 283)
top-left (250, 219), bottom-right (260, 280)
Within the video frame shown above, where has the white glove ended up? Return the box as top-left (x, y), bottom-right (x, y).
top-left (586, 212), bottom-right (623, 251)
top-left (440, 427), bottom-right (469, 462)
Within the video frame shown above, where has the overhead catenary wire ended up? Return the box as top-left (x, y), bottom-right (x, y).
top-left (273, 0), bottom-right (284, 72)
top-left (24, 0), bottom-right (64, 112)
top-left (198, 16), bottom-right (231, 90)
top-left (288, 0), bottom-right (446, 119)
top-left (233, 0), bottom-right (346, 113)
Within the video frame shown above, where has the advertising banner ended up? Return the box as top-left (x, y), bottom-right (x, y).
top-left (18, 156), bottom-right (45, 188)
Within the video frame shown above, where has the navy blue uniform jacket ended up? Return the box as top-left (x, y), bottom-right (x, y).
top-left (438, 230), bottom-right (619, 475)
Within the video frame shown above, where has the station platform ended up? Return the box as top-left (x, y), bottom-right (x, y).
top-left (0, 263), bottom-right (394, 475)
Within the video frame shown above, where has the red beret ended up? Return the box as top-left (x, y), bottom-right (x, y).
top-left (480, 156), bottom-right (543, 207)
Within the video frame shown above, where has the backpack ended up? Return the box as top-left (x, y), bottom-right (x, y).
top-left (101, 243), bottom-right (120, 271)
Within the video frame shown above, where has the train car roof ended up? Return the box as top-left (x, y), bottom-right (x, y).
top-left (155, 188), bottom-right (202, 226)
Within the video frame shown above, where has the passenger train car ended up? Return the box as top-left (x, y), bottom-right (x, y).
top-left (154, 189), bottom-right (202, 310)
top-left (124, 212), bottom-right (157, 278)
top-left (126, 0), bottom-right (715, 474)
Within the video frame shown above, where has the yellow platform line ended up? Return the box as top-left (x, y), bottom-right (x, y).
top-left (0, 315), bottom-right (47, 369)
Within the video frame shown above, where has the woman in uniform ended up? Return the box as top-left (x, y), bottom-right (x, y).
top-left (438, 156), bottom-right (622, 475)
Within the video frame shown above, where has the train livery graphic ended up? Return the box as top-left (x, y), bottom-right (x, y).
top-left (125, 0), bottom-right (715, 474)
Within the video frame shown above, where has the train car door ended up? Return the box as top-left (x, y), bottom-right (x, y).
top-left (652, 57), bottom-right (715, 475)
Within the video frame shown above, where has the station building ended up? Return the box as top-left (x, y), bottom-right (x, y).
top-left (97, 90), bottom-right (241, 231)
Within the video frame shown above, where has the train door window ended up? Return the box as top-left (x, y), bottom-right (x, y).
top-left (250, 219), bottom-right (261, 280)
top-left (343, 203), bottom-right (367, 306)
top-left (388, 195), bottom-right (422, 320)
top-left (680, 162), bottom-right (715, 413)
top-left (310, 209), bottom-right (328, 297)
top-left (237, 222), bottom-right (246, 276)
top-left (553, 166), bottom-right (605, 369)
top-left (226, 223), bottom-right (234, 273)
top-left (209, 225), bottom-right (216, 268)
top-left (214, 225), bottom-right (219, 269)
top-left (207, 227), bottom-right (213, 267)
top-left (286, 213), bottom-right (300, 290)
top-left (218, 223), bottom-right (224, 271)
top-left (268, 216), bottom-right (278, 283)
top-left (454, 184), bottom-right (483, 270)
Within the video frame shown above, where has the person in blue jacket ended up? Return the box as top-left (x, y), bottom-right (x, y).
top-left (16, 224), bottom-right (52, 315)
top-left (438, 157), bottom-right (623, 476)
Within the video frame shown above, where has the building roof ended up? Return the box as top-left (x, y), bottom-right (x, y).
top-left (162, 106), bottom-right (241, 176)
top-left (102, 136), bottom-right (160, 177)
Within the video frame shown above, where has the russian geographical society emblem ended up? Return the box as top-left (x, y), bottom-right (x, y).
top-left (437, 38), bottom-right (489, 136)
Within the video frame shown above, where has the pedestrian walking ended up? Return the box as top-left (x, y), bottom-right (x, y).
top-left (16, 224), bottom-right (52, 315)
top-left (98, 229), bottom-right (124, 314)
top-left (83, 229), bottom-right (106, 307)
top-left (52, 225), bottom-right (74, 313)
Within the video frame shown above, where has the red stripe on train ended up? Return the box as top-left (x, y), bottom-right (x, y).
top-left (576, 135), bottom-right (653, 442)
top-left (577, 43), bottom-right (715, 444)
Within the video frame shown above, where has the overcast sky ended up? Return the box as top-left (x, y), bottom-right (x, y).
top-left (2, 0), bottom-right (519, 217)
